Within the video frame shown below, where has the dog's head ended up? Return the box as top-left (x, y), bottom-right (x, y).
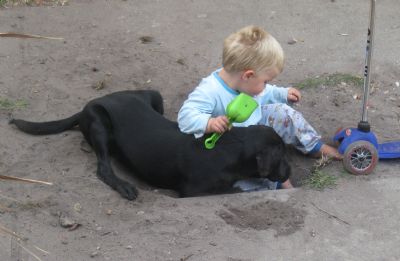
top-left (255, 143), bottom-right (291, 183)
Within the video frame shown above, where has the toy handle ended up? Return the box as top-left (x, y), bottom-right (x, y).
top-left (204, 132), bottom-right (223, 149)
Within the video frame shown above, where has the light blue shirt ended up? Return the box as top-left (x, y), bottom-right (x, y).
top-left (178, 69), bottom-right (289, 138)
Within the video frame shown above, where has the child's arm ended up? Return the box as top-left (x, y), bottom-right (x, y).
top-left (287, 87), bottom-right (301, 102)
top-left (259, 84), bottom-right (300, 104)
top-left (205, 116), bottom-right (230, 134)
top-left (178, 87), bottom-right (218, 138)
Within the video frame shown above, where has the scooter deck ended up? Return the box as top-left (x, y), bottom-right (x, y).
top-left (378, 141), bottom-right (400, 159)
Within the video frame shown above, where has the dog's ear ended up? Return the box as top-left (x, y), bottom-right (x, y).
top-left (267, 155), bottom-right (291, 183)
top-left (256, 144), bottom-right (291, 183)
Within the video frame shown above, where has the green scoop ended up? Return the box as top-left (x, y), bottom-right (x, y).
top-left (204, 93), bottom-right (258, 149)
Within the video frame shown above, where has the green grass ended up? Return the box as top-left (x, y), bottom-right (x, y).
top-left (0, 97), bottom-right (28, 110)
top-left (302, 170), bottom-right (338, 190)
top-left (296, 73), bottom-right (363, 89)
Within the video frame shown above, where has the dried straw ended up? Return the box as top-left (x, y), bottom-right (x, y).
top-left (0, 223), bottom-right (48, 261)
top-left (0, 174), bottom-right (53, 185)
top-left (0, 32), bottom-right (63, 40)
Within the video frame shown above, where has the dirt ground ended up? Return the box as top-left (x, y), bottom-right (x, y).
top-left (1, 0), bottom-right (400, 260)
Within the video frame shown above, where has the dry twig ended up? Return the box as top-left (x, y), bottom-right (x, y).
top-left (0, 223), bottom-right (49, 261)
top-left (0, 32), bottom-right (63, 40)
top-left (311, 202), bottom-right (350, 225)
top-left (0, 174), bottom-right (53, 185)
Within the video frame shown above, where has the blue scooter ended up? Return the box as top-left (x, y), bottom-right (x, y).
top-left (333, 0), bottom-right (400, 175)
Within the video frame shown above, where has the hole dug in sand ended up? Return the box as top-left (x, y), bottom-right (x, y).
top-left (218, 200), bottom-right (306, 236)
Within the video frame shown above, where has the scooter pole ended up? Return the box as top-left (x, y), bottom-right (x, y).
top-left (358, 0), bottom-right (376, 132)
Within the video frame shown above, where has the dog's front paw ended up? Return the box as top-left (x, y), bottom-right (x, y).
top-left (116, 182), bottom-right (139, 200)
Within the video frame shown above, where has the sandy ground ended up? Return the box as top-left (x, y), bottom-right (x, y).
top-left (1, 0), bottom-right (400, 260)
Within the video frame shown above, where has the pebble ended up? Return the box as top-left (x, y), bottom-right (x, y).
top-left (59, 215), bottom-right (75, 228)
top-left (74, 203), bottom-right (82, 213)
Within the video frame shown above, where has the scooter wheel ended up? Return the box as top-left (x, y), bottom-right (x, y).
top-left (343, 140), bottom-right (378, 175)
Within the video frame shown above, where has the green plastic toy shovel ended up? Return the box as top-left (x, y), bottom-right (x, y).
top-left (204, 93), bottom-right (258, 149)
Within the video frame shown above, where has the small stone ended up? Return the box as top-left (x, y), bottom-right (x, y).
top-left (59, 215), bottom-right (75, 228)
top-left (287, 38), bottom-right (297, 45)
top-left (139, 36), bottom-right (154, 44)
top-left (74, 203), bottom-right (82, 213)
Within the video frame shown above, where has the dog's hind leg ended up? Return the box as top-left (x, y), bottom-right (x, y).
top-left (149, 91), bottom-right (164, 115)
top-left (81, 106), bottom-right (138, 200)
top-left (134, 90), bottom-right (164, 115)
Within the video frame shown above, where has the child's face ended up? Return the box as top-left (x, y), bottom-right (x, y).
top-left (239, 67), bottom-right (280, 96)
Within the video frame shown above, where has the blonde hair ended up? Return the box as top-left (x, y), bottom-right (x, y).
top-left (222, 26), bottom-right (284, 74)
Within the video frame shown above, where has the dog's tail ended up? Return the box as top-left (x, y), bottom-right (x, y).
top-left (9, 112), bottom-right (82, 135)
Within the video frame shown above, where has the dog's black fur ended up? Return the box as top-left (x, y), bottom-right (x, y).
top-left (10, 90), bottom-right (290, 200)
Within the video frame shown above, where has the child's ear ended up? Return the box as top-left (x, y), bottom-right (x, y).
top-left (242, 70), bottom-right (255, 80)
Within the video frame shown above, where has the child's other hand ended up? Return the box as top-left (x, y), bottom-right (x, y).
top-left (287, 87), bottom-right (301, 103)
top-left (206, 116), bottom-right (230, 134)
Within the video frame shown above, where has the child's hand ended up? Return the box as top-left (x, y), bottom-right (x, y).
top-left (206, 116), bottom-right (230, 134)
top-left (287, 87), bottom-right (301, 103)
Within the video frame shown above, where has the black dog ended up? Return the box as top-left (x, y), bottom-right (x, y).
top-left (10, 90), bottom-right (290, 200)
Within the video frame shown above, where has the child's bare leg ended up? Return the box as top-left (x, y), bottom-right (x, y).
top-left (281, 179), bottom-right (293, 189)
top-left (311, 144), bottom-right (343, 160)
